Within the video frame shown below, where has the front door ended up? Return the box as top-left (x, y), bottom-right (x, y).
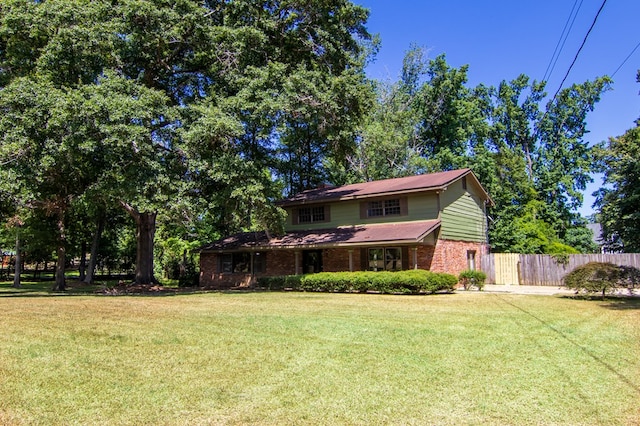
top-left (302, 250), bottom-right (323, 274)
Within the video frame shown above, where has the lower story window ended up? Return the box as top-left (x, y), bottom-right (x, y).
top-left (368, 247), bottom-right (402, 271)
top-left (220, 252), bottom-right (266, 274)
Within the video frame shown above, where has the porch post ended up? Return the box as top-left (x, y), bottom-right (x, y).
top-left (348, 249), bottom-right (354, 272)
top-left (412, 247), bottom-right (418, 269)
top-left (294, 251), bottom-right (300, 275)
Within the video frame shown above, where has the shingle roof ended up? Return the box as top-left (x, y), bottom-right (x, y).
top-left (200, 220), bottom-right (441, 251)
top-left (278, 168), bottom-right (481, 206)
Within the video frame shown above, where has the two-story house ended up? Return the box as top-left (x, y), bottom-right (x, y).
top-left (199, 168), bottom-right (493, 288)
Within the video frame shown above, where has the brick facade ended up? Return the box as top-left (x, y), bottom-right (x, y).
top-left (429, 239), bottom-right (489, 276)
top-left (323, 248), bottom-right (361, 272)
top-left (199, 251), bottom-right (297, 288)
top-left (266, 250), bottom-right (296, 276)
top-left (201, 239), bottom-right (488, 288)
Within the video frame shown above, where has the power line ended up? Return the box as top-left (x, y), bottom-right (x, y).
top-left (611, 40), bottom-right (640, 78)
top-left (550, 0), bottom-right (608, 103)
top-left (542, 0), bottom-right (584, 83)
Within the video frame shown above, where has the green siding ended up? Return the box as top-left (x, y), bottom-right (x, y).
top-left (407, 193), bottom-right (440, 221)
top-left (440, 181), bottom-right (487, 242)
top-left (284, 193), bottom-right (440, 231)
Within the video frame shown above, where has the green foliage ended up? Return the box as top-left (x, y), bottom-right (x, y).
top-left (155, 237), bottom-right (201, 287)
top-left (563, 262), bottom-right (640, 298)
top-left (595, 73), bottom-right (640, 252)
top-left (458, 270), bottom-right (487, 290)
top-left (257, 270), bottom-right (457, 294)
top-left (338, 48), bottom-right (486, 183)
top-left (0, 0), bottom-right (374, 282)
top-left (255, 275), bottom-right (303, 291)
top-left (485, 75), bottom-right (611, 254)
top-left (619, 265), bottom-right (640, 292)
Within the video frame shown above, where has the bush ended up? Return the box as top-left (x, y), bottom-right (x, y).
top-left (458, 270), bottom-right (487, 291)
top-left (562, 262), bottom-right (640, 298)
top-left (619, 265), bottom-right (640, 293)
top-left (257, 270), bottom-right (457, 295)
top-left (256, 275), bottom-right (302, 291)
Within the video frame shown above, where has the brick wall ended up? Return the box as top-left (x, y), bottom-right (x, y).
top-left (430, 239), bottom-right (489, 276)
top-left (200, 251), bottom-right (296, 288)
top-left (266, 250), bottom-right (296, 276)
top-left (416, 245), bottom-right (435, 270)
top-left (199, 252), bottom-right (252, 288)
top-left (323, 248), bottom-right (361, 272)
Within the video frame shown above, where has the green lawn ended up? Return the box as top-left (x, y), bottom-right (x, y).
top-left (1, 283), bottom-right (639, 425)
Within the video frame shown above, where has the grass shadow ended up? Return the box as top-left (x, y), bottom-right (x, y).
top-left (558, 294), bottom-right (640, 310)
top-left (0, 281), bottom-right (209, 298)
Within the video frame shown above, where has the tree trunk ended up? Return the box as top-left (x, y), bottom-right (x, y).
top-left (79, 241), bottom-right (87, 281)
top-left (13, 230), bottom-right (21, 288)
top-left (83, 215), bottom-right (104, 284)
top-left (121, 202), bottom-right (157, 284)
top-left (52, 215), bottom-right (67, 291)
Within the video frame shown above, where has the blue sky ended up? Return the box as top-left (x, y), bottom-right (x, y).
top-left (354, 0), bottom-right (640, 216)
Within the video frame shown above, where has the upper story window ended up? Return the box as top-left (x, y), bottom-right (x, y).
top-left (294, 205), bottom-right (329, 224)
top-left (367, 199), bottom-right (401, 217)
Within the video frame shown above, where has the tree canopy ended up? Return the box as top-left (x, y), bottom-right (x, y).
top-left (0, 0), bottom-right (374, 287)
top-left (595, 70), bottom-right (640, 252)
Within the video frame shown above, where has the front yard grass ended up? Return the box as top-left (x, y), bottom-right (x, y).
top-left (1, 285), bottom-right (639, 425)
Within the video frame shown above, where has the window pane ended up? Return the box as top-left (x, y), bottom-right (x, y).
top-left (368, 201), bottom-right (383, 217)
top-left (253, 252), bottom-right (266, 274)
top-left (221, 254), bottom-right (233, 273)
top-left (368, 248), bottom-right (384, 271)
top-left (299, 206), bottom-right (324, 223)
top-left (385, 248), bottom-right (402, 271)
top-left (384, 199), bottom-right (401, 215)
top-left (298, 207), bottom-right (312, 223)
top-left (232, 253), bottom-right (250, 273)
top-left (312, 206), bottom-right (325, 222)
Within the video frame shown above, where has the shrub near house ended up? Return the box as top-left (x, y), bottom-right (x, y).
top-left (200, 169), bottom-right (493, 288)
top-left (257, 270), bottom-right (458, 294)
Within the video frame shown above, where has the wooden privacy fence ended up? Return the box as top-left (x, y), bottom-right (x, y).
top-left (484, 253), bottom-right (640, 286)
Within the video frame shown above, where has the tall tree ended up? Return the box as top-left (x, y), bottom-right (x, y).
top-left (595, 71), bottom-right (640, 252)
top-left (0, 73), bottom-right (171, 289)
top-left (484, 75), bottom-right (610, 253)
top-left (1, 0), bottom-right (374, 286)
top-left (344, 49), bottom-right (487, 183)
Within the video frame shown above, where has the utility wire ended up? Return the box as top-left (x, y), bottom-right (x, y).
top-left (550, 0), bottom-right (608, 103)
top-left (611, 40), bottom-right (640, 78)
top-left (542, 0), bottom-right (584, 83)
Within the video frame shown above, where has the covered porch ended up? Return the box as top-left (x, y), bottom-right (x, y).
top-left (199, 220), bottom-right (441, 288)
